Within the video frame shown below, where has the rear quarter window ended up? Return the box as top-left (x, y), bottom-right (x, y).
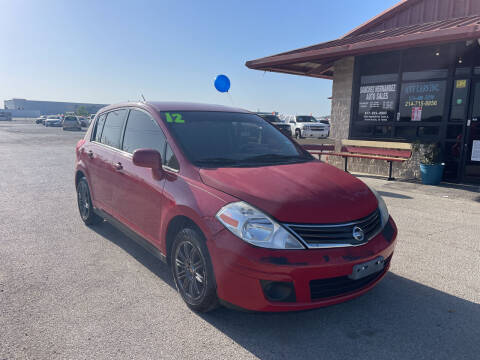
top-left (93, 114), bottom-right (106, 142)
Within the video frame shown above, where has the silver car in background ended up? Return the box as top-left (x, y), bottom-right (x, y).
top-left (62, 115), bottom-right (82, 131)
top-left (44, 116), bottom-right (63, 127)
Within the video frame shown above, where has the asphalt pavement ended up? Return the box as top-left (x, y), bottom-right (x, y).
top-left (1, 120), bottom-right (479, 360)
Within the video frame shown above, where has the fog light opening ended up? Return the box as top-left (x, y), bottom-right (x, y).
top-left (260, 280), bottom-right (296, 303)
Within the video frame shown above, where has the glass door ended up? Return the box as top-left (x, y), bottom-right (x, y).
top-left (463, 79), bottom-right (480, 182)
top-left (444, 79), bottom-right (470, 182)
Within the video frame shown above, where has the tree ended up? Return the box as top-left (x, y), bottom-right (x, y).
top-left (76, 106), bottom-right (89, 117)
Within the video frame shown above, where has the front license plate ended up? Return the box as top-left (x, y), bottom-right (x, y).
top-left (348, 256), bottom-right (385, 280)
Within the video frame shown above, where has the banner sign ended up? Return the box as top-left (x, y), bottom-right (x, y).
top-left (358, 84), bottom-right (397, 122)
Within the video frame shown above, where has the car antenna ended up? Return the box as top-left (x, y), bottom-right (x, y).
top-left (141, 94), bottom-right (146, 102)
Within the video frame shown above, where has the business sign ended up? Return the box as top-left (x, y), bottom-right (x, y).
top-left (399, 81), bottom-right (447, 122)
top-left (358, 84), bottom-right (397, 122)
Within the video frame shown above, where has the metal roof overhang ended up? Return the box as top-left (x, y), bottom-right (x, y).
top-left (246, 17), bottom-right (480, 79)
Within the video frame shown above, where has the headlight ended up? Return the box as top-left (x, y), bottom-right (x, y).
top-left (367, 185), bottom-right (389, 227)
top-left (216, 202), bottom-right (304, 249)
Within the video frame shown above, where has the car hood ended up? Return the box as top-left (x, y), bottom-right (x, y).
top-left (199, 161), bottom-right (378, 223)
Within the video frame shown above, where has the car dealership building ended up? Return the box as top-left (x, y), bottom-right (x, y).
top-left (247, 0), bottom-right (480, 183)
top-left (4, 98), bottom-right (108, 117)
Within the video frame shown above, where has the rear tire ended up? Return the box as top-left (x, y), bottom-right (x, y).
top-left (76, 177), bottom-right (103, 225)
top-left (171, 227), bottom-right (219, 312)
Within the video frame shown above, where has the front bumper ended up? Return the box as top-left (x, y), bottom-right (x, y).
top-left (207, 217), bottom-right (397, 312)
top-left (302, 129), bottom-right (329, 138)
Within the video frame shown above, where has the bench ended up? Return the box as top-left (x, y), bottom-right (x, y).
top-left (327, 140), bottom-right (412, 181)
top-left (303, 144), bottom-right (335, 160)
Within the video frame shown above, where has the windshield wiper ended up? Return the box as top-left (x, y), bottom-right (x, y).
top-left (194, 157), bottom-right (242, 167)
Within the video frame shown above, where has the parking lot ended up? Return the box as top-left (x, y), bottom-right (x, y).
top-left (1, 119), bottom-right (479, 360)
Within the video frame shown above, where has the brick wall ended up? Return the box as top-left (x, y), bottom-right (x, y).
top-left (330, 57), bottom-right (354, 151)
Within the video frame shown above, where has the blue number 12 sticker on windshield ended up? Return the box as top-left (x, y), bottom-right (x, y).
top-left (165, 112), bottom-right (185, 123)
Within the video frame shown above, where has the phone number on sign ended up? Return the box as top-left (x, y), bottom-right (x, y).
top-left (404, 100), bottom-right (438, 107)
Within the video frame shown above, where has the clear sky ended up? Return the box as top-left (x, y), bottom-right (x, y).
top-left (1, 0), bottom-right (399, 116)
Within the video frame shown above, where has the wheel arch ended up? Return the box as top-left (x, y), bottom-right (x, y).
top-left (75, 170), bottom-right (86, 187)
top-left (165, 215), bottom-right (206, 265)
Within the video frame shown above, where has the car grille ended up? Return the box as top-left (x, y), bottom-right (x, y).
top-left (309, 255), bottom-right (391, 301)
top-left (309, 126), bottom-right (326, 131)
top-left (283, 210), bottom-right (381, 248)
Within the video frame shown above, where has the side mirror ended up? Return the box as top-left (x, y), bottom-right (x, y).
top-left (132, 148), bottom-right (163, 179)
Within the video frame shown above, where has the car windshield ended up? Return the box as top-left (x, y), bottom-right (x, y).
top-left (296, 116), bottom-right (318, 123)
top-left (160, 111), bottom-right (312, 168)
top-left (65, 116), bottom-right (77, 121)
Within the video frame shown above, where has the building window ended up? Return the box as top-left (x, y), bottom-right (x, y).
top-left (357, 83), bottom-right (398, 122)
top-left (450, 79), bottom-right (470, 122)
top-left (398, 80), bottom-right (447, 122)
top-left (455, 41), bottom-right (480, 70)
top-left (402, 45), bottom-right (450, 72)
top-left (352, 45), bottom-right (453, 141)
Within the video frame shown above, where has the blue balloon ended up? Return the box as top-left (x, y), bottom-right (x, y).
top-left (214, 74), bottom-right (230, 93)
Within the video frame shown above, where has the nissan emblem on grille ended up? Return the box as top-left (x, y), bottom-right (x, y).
top-left (352, 226), bottom-right (365, 242)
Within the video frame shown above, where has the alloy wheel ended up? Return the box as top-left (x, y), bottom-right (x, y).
top-left (77, 181), bottom-right (90, 220)
top-left (174, 240), bottom-right (207, 303)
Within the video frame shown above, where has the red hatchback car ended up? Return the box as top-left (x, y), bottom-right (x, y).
top-left (75, 102), bottom-right (397, 312)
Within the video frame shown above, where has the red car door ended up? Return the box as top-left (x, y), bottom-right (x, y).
top-left (110, 109), bottom-right (167, 245)
top-left (88, 109), bottom-right (128, 214)
top-left (84, 113), bottom-right (115, 210)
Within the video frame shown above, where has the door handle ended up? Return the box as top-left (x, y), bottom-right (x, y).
top-left (114, 162), bottom-right (123, 171)
top-left (87, 150), bottom-right (94, 159)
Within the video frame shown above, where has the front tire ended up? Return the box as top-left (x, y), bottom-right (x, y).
top-left (295, 129), bottom-right (302, 139)
top-left (171, 227), bottom-right (218, 312)
top-left (76, 177), bottom-right (103, 225)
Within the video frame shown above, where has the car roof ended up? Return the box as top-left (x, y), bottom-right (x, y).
top-left (99, 101), bottom-right (250, 114)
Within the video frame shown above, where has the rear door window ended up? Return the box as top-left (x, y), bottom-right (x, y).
top-left (100, 109), bottom-right (128, 149)
top-left (122, 109), bottom-right (166, 154)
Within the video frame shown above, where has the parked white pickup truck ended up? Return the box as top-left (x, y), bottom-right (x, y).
top-left (280, 115), bottom-right (329, 139)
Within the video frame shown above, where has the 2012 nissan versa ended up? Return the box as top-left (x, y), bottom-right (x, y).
top-left (75, 102), bottom-right (397, 312)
